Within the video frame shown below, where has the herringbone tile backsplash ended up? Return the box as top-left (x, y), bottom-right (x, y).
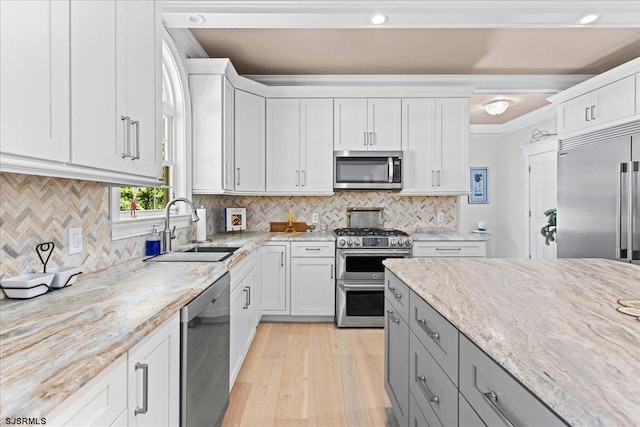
top-left (195, 192), bottom-right (457, 232)
top-left (0, 173), bottom-right (166, 278)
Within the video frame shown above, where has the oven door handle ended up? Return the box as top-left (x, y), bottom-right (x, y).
top-left (338, 281), bottom-right (385, 292)
top-left (338, 249), bottom-right (412, 257)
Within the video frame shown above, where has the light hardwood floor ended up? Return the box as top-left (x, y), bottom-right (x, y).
top-left (222, 322), bottom-right (395, 427)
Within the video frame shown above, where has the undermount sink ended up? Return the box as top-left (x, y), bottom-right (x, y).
top-left (144, 246), bottom-right (241, 263)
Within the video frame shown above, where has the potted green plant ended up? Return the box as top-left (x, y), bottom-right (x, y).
top-left (540, 208), bottom-right (557, 245)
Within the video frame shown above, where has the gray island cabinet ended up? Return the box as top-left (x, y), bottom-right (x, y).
top-left (383, 258), bottom-right (640, 427)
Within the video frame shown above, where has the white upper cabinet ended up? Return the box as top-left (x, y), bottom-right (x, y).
top-left (71, 0), bottom-right (161, 180)
top-left (0, 0), bottom-right (70, 162)
top-left (266, 98), bottom-right (333, 194)
top-left (334, 98), bottom-right (401, 151)
top-left (191, 75), bottom-right (234, 193)
top-left (235, 90), bottom-right (266, 192)
top-left (402, 98), bottom-right (469, 194)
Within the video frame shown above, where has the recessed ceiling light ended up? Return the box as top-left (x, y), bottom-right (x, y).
top-left (484, 100), bottom-right (510, 116)
top-left (578, 14), bottom-right (600, 25)
top-left (188, 14), bottom-right (206, 25)
top-left (370, 14), bottom-right (387, 25)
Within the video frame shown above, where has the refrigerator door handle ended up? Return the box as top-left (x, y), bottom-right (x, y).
top-left (631, 161), bottom-right (639, 261)
top-left (617, 163), bottom-right (629, 260)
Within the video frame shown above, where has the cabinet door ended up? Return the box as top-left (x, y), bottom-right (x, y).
top-left (368, 99), bottom-right (402, 151)
top-left (223, 78), bottom-right (235, 191)
top-left (235, 90), bottom-right (266, 192)
top-left (260, 244), bottom-right (289, 313)
top-left (401, 99), bottom-right (437, 193)
top-left (70, 0), bottom-right (123, 172)
top-left (266, 99), bottom-right (301, 192)
top-left (128, 314), bottom-right (180, 427)
top-left (385, 301), bottom-right (409, 427)
top-left (230, 283), bottom-right (245, 387)
top-left (241, 267), bottom-right (257, 351)
top-left (557, 92), bottom-right (592, 135)
top-left (0, 0), bottom-right (69, 162)
top-left (121, 0), bottom-right (160, 178)
top-left (290, 257), bottom-right (335, 316)
top-left (334, 99), bottom-right (368, 150)
top-left (435, 98), bottom-right (469, 193)
top-left (300, 99), bottom-right (334, 193)
top-left (591, 75), bottom-right (636, 127)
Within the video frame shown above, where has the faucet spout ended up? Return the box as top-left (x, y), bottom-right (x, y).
top-left (163, 197), bottom-right (200, 253)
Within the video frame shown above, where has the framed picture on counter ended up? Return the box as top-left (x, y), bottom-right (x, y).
top-left (469, 167), bottom-right (489, 204)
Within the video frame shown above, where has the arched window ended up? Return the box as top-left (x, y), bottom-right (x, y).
top-left (111, 36), bottom-right (189, 239)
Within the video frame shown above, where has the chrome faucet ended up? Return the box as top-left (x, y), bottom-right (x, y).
top-left (163, 197), bottom-right (200, 253)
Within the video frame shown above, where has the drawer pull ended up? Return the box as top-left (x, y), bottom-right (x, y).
top-left (417, 318), bottom-right (440, 341)
top-left (135, 362), bottom-right (149, 415)
top-left (388, 284), bottom-right (402, 300)
top-left (305, 247), bottom-right (322, 251)
top-left (435, 247), bottom-right (462, 251)
top-left (387, 310), bottom-right (400, 324)
top-left (417, 375), bottom-right (440, 404)
top-left (482, 391), bottom-right (517, 427)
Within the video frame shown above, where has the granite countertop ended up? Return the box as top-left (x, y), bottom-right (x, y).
top-left (383, 258), bottom-right (640, 427)
top-left (0, 231), bottom-right (333, 419)
top-left (410, 231), bottom-right (492, 241)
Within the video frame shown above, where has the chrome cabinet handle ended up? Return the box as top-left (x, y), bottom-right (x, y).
top-left (302, 170), bottom-right (306, 187)
top-left (243, 288), bottom-right (248, 309)
top-left (330, 264), bottom-right (334, 279)
top-left (417, 318), bottom-right (440, 341)
top-left (305, 247), bottom-right (321, 251)
top-left (247, 286), bottom-right (251, 306)
top-left (134, 362), bottom-right (149, 415)
top-left (386, 310), bottom-right (400, 324)
top-left (417, 375), bottom-right (440, 404)
top-left (437, 170), bottom-right (441, 186)
top-left (121, 116), bottom-right (131, 158)
top-left (237, 167), bottom-right (240, 186)
top-left (387, 281), bottom-right (402, 299)
top-left (369, 131), bottom-right (373, 145)
top-left (436, 247), bottom-right (462, 251)
top-left (131, 120), bottom-right (140, 160)
top-left (591, 105), bottom-right (596, 120)
top-left (363, 132), bottom-right (367, 146)
top-left (295, 170), bottom-right (299, 187)
top-left (431, 170), bottom-right (436, 187)
top-left (585, 107), bottom-right (590, 122)
top-left (280, 252), bottom-right (284, 266)
top-left (482, 391), bottom-right (516, 427)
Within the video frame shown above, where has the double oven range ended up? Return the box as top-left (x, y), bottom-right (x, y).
top-left (334, 227), bottom-right (412, 327)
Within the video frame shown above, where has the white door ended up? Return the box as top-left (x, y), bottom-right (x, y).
top-left (266, 99), bottom-right (300, 192)
top-left (121, 0), bottom-right (160, 178)
top-left (368, 99), bottom-right (402, 151)
top-left (223, 78), bottom-right (235, 191)
top-left (260, 245), bottom-right (289, 313)
top-left (235, 90), bottom-right (265, 192)
top-left (241, 267), bottom-right (257, 351)
top-left (290, 258), bottom-right (335, 316)
top-left (128, 315), bottom-right (179, 427)
top-left (300, 99), bottom-right (334, 193)
top-left (0, 0), bottom-right (69, 162)
top-left (435, 98), bottom-right (469, 193)
top-left (401, 99), bottom-right (437, 193)
top-left (558, 92), bottom-right (592, 135)
top-left (591, 75), bottom-right (636, 127)
top-left (529, 150), bottom-right (557, 259)
top-left (334, 99), bottom-right (368, 150)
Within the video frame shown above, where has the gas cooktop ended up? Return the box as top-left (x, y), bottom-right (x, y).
top-left (334, 228), bottom-right (412, 248)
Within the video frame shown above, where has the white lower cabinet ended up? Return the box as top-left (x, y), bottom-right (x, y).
top-left (127, 313), bottom-right (180, 427)
top-left (290, 242), bottom-right (335, 316)
top-left (230, 252), bottom-right (258, 387)
top-left (260, 243), bottom-right (290, 314)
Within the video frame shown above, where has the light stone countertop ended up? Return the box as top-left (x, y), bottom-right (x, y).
top-left (0, 231), bottom-right (332, 419)
top-left (383, 258), bottom-right (640, 427)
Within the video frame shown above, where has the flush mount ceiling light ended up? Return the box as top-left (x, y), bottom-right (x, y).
top-left (484, 100), bottom-right (510, 116)
top-left (188, 14), bottom-right (206, 25)
top-left (578, 14), bottom-right (600, 24)
top-left (369, 14), bottom-right (387, 25)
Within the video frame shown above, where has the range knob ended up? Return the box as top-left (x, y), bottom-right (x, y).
top-left (339, 238), bottom-right (346, 246)
top-left (390, 239), bottom-right (397, 246)
top-left (347, 239), bottom-right (353, 246)
top-left (405, 239), bottom-right (412, 247)
top-left (354, 239), bottom-right (361, 246)
top-left (397, 238), bottom-right (404, 246)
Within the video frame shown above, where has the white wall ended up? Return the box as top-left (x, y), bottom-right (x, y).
top-left (461, 117), bottom-right (557, 258)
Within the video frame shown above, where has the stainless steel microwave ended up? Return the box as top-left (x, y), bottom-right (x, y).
top-left (334, 151), bottom-right (402, 190)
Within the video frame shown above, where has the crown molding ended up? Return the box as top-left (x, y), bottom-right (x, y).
top-left (163, 1), bottom-right (640, 28)
top-left (165, 28), bottom-right (208, 58)
top-left (471, 104), bottom-right (557, 137)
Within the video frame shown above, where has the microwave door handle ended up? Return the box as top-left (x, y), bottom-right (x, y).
top-left (388, 157), bottom-right (394, 183)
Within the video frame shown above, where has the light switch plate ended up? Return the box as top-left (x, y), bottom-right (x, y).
top-left (69, 227), bottom-right (83, 254)
top-left (311, 213), bottom-right (319, 224)
top-left (437, 211), bottom-right (445, 223)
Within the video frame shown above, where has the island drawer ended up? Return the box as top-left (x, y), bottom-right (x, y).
top-left (290, 241), bottom-right (335, 257)
top-left (410, 290), bottom-right (459, 385)
top-left (413, 241), bottom-right (486, 258)
top-left (410, 391), bottom-right (441, 427)
top-left (410, 331), bottom-right (458, 427)
top-left (459, 335), bottom-right (566, 427)
top-left (459, 392), bottom-right (486, 427)
top-left (385, 270), bottom-right (410, 322)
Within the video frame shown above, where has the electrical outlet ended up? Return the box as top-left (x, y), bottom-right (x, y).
top-left (436, 211), bottom-right (445, 223)
top-left (68, 227), bottom-right (83, 254)
top-left (311, 212), bottom-right (319, 224)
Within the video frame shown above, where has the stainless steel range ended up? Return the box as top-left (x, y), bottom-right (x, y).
top-left (335, 227), bottom-right (412, 328)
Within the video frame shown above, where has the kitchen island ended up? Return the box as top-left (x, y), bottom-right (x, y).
top-left (383, 258), bottom-right (640, 427)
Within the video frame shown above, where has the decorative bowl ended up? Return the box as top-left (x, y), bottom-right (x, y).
top-left (49, 266), bottom-right (82, 289)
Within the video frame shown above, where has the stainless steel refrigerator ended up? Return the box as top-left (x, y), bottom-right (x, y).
top-left (557, 133), bottom-right (639, 263)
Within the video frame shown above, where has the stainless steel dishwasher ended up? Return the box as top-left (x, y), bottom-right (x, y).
top-left (180, 272), bottom-right (230, 427)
